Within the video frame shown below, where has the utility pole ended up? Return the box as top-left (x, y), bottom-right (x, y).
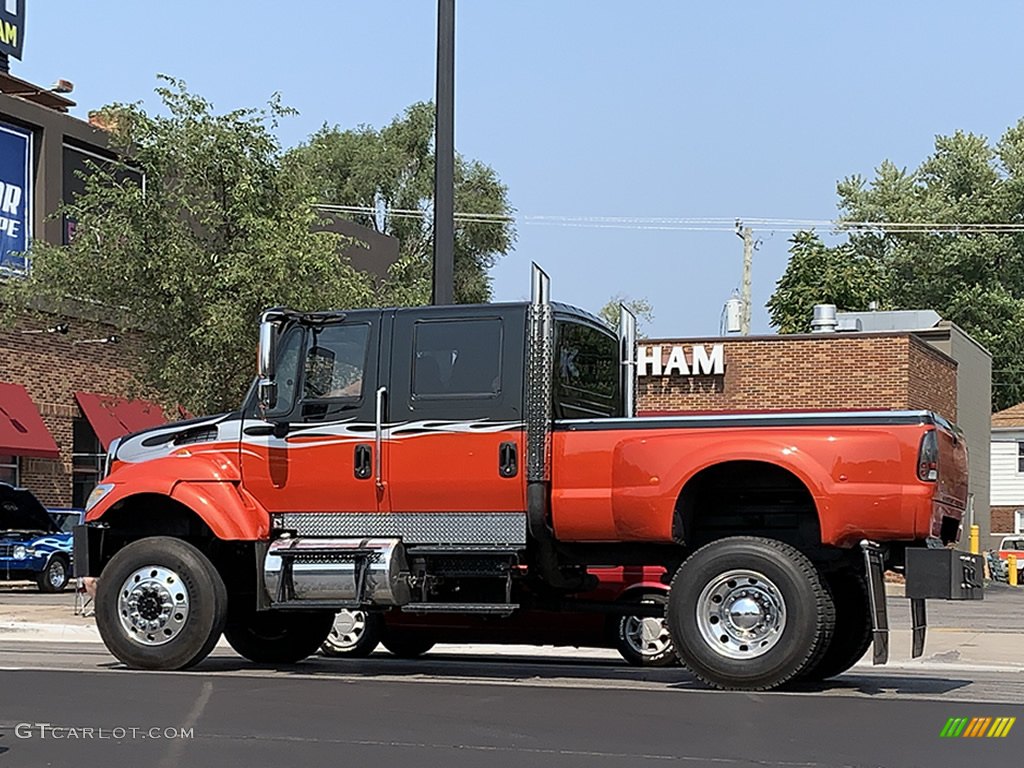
top-left (736, 223), bottom-right (754, 335)
top-left (432, 0), bottom-right (455, 305)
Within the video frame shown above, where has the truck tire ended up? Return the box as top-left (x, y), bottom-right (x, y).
top-left (321, 610), bottom-right (383, 658)
top-left (36, 555), bottom-right (70, 593)
top-left (95, 537), bottom-right (228, 670)
top-left (667, 536), bottom-right (835, 691)
top-left (615, 592), bottom-right (678, 667)
top-left (380, 631), bottom-right (436, 658)
top-left (798, 570), bottom-right (872, 681)
top-left (225, 610), bottom-right (335, 664)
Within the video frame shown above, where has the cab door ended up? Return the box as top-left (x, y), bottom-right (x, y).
top-left (383, 306), bottom-right (527, 525)
top-left (240, 313), bottom-right (383, 515)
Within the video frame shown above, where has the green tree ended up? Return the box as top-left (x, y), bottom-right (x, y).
top-left (768, 121), bottom-right (1024, 409)
top-left (283, 102), bottom-right (515, 305)
top-left (1, 77), bottom-right (376, 414)
top-left (599, 295), bottom-right (654, 335)
top-left (766, 231), bottom-right (886, 333)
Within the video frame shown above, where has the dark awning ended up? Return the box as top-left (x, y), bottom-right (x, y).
top-left (75, 392), bottom-right (167, 451)
top-left (0, 383), bottom-right (60, 459)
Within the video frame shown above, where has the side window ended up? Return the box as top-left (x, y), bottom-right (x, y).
top-left (299, 324), bottom-right (371, 421)
top-left (412, 318), bottom-right (502, 399)
top-left (553, 321), bottom-right (622, 419)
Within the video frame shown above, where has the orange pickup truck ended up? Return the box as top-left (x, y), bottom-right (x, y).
top-left (75, 265), bottom-right (982, 690)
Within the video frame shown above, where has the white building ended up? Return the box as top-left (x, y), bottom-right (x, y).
top-left (990, 403), bottom-right (1024, 537)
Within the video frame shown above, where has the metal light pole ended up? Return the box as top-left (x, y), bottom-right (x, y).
top-left (432, 0), bottom-right (455, 305)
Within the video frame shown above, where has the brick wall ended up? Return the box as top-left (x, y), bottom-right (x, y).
top-left (0, 309), bottom-right (153, 507)
top-left (991, 506), bottom-right (1019, 534)
top-left (638, 332), bottom-right (958, 422)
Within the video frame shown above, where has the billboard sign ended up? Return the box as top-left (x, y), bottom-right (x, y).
top-left (0, 0), bottom-right (25, 60)
top-left (0, 121), bottom-right (31, 274)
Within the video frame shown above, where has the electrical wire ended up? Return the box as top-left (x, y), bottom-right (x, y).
top-left (315, 204), bottom-right (1024, 234)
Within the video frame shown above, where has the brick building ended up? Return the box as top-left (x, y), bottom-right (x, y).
top-left (636, 321), bottom-right (994, 548)
top-left (0, 309), bottom-right (163, 508)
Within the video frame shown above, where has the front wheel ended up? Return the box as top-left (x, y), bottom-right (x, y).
top-left (615, 593), bottom-right (678, 667)
top-left (667, 536), bottom-right (835, 691)
top-left (225, 610), bottom-right (335, 664)
top-left (95, 537), bottom-right (228, 670)
top-left (321, 610), bottom-right (383, 658)
top-left (37, 556), bottom-right (70, 593)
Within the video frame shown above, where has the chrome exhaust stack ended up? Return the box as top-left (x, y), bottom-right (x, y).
top-left (264, 537), bottom-right (411, 607)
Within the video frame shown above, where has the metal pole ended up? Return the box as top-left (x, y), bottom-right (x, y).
top-left (740, 225), bottom-right (753, 335)
top-left (432, 0), bottom-right (455, 305)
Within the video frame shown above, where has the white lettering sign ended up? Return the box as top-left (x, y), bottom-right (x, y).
top-left (636, 344), bottom-right (725, 377)
top-left (0, 180), bottom-right (22, 215)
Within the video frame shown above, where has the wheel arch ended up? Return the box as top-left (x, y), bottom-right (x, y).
top-left (674, 459), bottom-right (823, 552)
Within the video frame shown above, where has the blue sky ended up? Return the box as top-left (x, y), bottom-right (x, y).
top-left (14, 1), bottom-right (1024, 336)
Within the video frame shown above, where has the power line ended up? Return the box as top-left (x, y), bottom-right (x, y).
top-left (316, 204), bottom-right (1024, 234)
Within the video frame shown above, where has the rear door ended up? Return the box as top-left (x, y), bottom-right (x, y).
top-left (240, 312), bottom-right (383, 515)
top-left (383, 306), bottom-right (527, 535)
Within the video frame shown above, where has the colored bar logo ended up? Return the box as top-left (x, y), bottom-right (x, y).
top-left (940, 717), bottom-right (1016, 738)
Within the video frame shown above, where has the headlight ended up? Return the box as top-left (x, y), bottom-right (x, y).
top-left (85, 483), bottom-right (115, 512)
top-left (12, 545), bottom-right (27, 560)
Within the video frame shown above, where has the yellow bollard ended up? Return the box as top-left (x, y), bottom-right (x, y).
top-left (1010, 554), bottom-right (1019, 587)
top-left (969, 525), bottom-right (980, 555)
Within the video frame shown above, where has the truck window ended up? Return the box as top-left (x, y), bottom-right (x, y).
top-left (412, 318), bottom-right (502, 399)
top-left (302, 324), bottom-right (370, 401)
top-left (553, 320), bottom-right (622, 419)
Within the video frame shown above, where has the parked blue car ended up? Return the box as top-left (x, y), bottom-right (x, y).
top-left (0, 483), bottom-right (76, 593)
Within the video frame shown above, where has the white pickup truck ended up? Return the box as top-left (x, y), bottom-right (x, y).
top-left (996, 536), bottom-right (1024, 581)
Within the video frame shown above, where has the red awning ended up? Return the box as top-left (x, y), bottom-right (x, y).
top-left (0, 383), bottom-right (61, 459)
top-left (75, 392), bottom-right (168, 451)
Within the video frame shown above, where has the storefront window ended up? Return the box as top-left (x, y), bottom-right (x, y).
top-left (72, 418), bottom-right (104, 509)
top-left (0, 454), bottom-right (19, 486)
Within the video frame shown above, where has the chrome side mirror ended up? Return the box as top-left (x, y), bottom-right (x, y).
top-left (257, 313), bottom-right (279, 410)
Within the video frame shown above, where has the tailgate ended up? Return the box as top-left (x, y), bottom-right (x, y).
top-left (934, 424), bottom-right (968, 510)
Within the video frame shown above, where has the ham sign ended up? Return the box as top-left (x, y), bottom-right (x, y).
top-left (0, 121), bottom-right (31, 275)
top-left (636, 344), bottom-right (725, 377)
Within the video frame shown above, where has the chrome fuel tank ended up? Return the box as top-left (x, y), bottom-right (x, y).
top-left (264, 536), bottom-right (410, 606)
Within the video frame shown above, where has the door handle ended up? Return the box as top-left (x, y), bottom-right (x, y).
top-left (354, 444), bottom-right (372, 480)
top-left (499, 441), bottom-right (518, 478)
top-left (375, 387), bottom-right (386, 490)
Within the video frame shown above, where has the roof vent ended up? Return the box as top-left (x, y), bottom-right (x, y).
top-left (811, 304), bottom-right (838, 333)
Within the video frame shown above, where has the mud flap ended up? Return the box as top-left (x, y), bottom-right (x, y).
top-left (861, 540), bottom-right (889, 665)
top-left (911, 598), bottom-right (926, 658)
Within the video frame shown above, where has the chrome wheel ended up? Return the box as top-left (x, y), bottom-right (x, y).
top-left (48, 559), bottom-right (67, 589)
top-left (117, 566), bottom-right (191, 647)
top-left (621, 612), bottom-right (673, 659)
top-left (326, 610), bottom-right (368, 651)
top-left (695, 569), bottom-right (787, 660)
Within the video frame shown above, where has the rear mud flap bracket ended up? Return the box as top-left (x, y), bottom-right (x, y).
top-left (861, 540), bottom-right (889, 665)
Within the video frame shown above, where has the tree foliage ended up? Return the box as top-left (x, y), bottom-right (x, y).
top-left (284, 102), bottom-right (516, 305)
top-left (599, 295), bottom-right (654, 335)
top-left (1, 78), bottom-right (377, 413)
top-left (767, 122), bottom-right (1024, 409)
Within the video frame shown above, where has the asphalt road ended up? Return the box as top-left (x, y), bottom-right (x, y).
top-left (0, 641), bottom-right (1022, 768)
top-left (0, 583), bottom-right (1022, 767)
